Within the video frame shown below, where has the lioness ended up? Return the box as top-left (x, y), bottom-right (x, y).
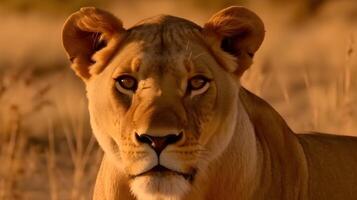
top-left (62, 6), bottom-right (357, 200)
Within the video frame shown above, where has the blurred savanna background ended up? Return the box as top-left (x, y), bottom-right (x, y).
top-left (0, 0), bottom-right (356, 199)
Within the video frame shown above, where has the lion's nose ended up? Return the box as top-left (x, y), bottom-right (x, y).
top-left (135, 132), bottom-right (183, 155)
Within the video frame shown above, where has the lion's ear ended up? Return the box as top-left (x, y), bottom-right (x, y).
top-left (62, 7), bottom-right (126, 80)
top-left (203, 6), bottom-right (265, 76)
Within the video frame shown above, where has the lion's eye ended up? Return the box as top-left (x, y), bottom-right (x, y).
top-left (115, 75), bottom-right (138, 94)
top-left (189, 76), bottom-right (210, 90)
top-left (188, 75), bottom-right (211, 97)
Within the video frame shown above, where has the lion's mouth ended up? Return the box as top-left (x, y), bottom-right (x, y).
top-left (130, 165), bottom-right (196, 182)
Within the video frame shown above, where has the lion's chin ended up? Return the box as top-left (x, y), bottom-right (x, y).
top-left (130, 173), bottom-right (190, 200)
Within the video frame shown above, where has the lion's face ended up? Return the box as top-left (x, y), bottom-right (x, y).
top-left (62, 7), bottom-right (264, 200)
top-left (87, 19), bottom-right (239, 199)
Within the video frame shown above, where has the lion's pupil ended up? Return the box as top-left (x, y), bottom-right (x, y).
top-left (190, 79), bottom-right (205, 89)
top-left (118, 76), bottom-right (137, 91)
top-left (122, 79), bottom-right (134, 88)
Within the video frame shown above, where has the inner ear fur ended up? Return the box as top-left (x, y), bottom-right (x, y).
top-left (62, 7), bottom-right (126, 80)
top-left (203, 6), bottom-right (265, 76)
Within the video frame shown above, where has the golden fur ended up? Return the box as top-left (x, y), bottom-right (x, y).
top-left (62, 6), bottom-right (357, 200)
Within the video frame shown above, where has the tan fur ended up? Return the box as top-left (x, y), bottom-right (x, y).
top-left (62, 6), bottom-right (357, 200)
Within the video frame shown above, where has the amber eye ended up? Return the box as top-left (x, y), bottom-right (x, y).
top-left (115, 75), bottom-right (138, 93)
top-left (188, 75), bottom-right (210, 91)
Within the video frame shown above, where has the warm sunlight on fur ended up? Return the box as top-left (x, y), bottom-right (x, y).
top-left (62, 6), bottom-right (357, 200)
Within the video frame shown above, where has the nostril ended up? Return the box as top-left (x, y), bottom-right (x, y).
top-left (135, 133), bottom-right (153, 145)
top-left (166, 132), bottom-right (183, 145)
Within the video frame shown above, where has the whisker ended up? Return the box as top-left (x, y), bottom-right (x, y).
top-left (193, 52), bottom-right (208, 60)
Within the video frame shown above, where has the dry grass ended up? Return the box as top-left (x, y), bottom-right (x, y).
top-left (0, 70), bottom-right (101, 199)
top-left (0, 0), bottom-right (356, 199)
top-left (241, 0), bottom-right (357, 135)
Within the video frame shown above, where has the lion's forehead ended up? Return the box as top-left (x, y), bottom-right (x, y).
top-left (109, 16), bottom-right (214, 79)
top-left (126, 15), bottom-right (204, 54)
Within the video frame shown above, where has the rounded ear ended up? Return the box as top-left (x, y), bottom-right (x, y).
top-left (62, 7), bottom-right (126, 80)
top-left (203, 6), bottom-right (265, 76)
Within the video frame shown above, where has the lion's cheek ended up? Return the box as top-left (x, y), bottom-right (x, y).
top-left (88, 115), bottom-right (122, 168)
top-left (199, 98), bottom-right (238, 160)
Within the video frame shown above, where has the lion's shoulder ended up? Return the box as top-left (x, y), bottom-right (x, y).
top-left (297, 133), bottom-right (357, 199)
top-left (298, 133), bottom-right (357, 156)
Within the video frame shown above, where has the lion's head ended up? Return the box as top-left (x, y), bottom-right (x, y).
top-left (62, 6), bottom-right (264, 200)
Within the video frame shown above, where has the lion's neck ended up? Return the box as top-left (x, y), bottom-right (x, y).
top-left (224, 92), bottom-right (262, 198)
top-left (238, 87), bottom-right (308, 199)
top-left (230, 91), bottom-right (261, 194)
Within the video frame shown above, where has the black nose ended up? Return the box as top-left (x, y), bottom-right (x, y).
top-left (135, 132), bottom-right (183, 155)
